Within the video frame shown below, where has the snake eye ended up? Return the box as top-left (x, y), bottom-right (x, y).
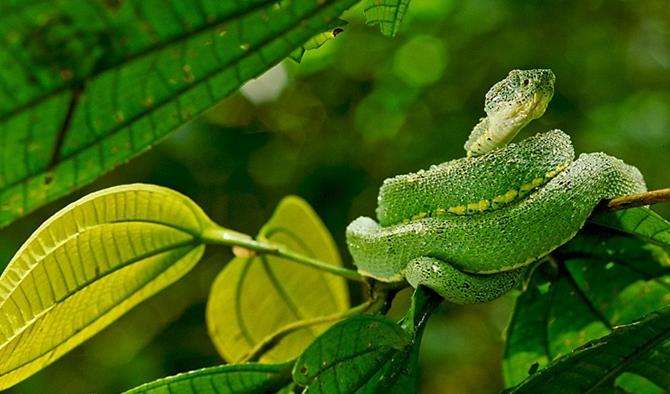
top-left (523, 79), bottom-right (530, 86)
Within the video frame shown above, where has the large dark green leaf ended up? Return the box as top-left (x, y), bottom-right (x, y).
top-left (0, 0), bottom-right (357, 228)
top-left (363, 0), bottom-right (411, 37)
top-left (292, 315), bottom-right (409, 393)
top-left (507, 306), bottom-right (670, 394)
top-left (292, 286), bottom-right (440, 393)
top-left (590, 207), bottom-right (670, 248)
top-left (503, 228), bottom-right (670, 392)
top-left (124, 362), bottom-right (293, 394)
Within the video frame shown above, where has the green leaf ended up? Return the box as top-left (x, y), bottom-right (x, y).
top-left (292, 315), bottom-right (410, 392)
top-left (507, 306), bottom-right (670, 393)
top-left (206, 196), bottom-right (349, 363)
top-left (364, 0), bottom-right (411, 37)
top-left (293, 286), bottom-right (440, 393)
top-left (0, 184), bottom-right (215, 389)
top-left (289, 19), bottom-right (347, 63)
top-left (616, 373), bottom-right (666, 394)
top-left (277, 382), bottom-right (300, 394)
top-left (124, 362), bottom-right (293, 394)
top-left (0, 0), bottom-right (359, 229)
top-left (590, 207), bottom-right (670, 248)
top-left (503, 228), bottom-right (670, 391)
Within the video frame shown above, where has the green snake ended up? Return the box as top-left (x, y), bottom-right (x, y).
top-left (346, 69), bottom-right (646, 304)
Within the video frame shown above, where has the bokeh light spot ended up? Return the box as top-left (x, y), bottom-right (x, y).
top-left (355, 90), bottom-right (408, 141)
top-left (393, 35), bottom-right (447, 87)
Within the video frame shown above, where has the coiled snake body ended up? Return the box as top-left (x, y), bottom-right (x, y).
top-left (346, 70), bottom-right (646, 304)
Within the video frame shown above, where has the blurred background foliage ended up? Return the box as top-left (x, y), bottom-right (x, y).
top-left (2, 0), bottom-right (669, 392)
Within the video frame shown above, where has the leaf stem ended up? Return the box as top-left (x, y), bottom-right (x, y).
top-left (274, 245), bottom-right (367, 283)
top-left (200, 227), bottom-right (367, 283)
top-left (604, 188), bottom-right (670, 211)
top-left (239, 298), bottom-right (381, 363)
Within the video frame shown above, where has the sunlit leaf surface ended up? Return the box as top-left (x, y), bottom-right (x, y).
top-left (0, 0), bottom-right (358, 228)
top-left (206, 196), bottom-right (349, 363)
top-left (0, 184), bottom-right (213, 389)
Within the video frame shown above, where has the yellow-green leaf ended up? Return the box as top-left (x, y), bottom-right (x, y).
top-left (289, 19), bottom-right (347, 62)
top-left (206, 196), bottom-right (349, 363)
top-left (0, 184), bottom-right (214, 390)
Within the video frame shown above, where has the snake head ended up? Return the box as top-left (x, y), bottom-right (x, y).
top-left (485, 69), bottom-right (555, 118)
top-left (483, 69), bottom-right (555, 144)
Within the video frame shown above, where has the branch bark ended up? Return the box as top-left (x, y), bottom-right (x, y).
top-left (604, 188), bottom-right (670, 212)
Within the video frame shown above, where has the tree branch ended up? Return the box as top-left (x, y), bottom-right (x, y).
top-left (603, 188), bottom-right (670, 212)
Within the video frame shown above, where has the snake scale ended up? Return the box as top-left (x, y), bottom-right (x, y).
top-left (346, 70), bottom-right (646, 304)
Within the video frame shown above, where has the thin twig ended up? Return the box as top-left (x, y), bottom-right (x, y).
top-left (604, 188), bottom-right (670, 212)
top-left (201, 227), bottom-right (368, 283)
top-left (275, 245), bottom-right (367, 283)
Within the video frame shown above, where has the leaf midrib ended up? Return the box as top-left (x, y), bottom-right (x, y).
top-left (1, 0), bottom-right (342, 197)
top-left (0, 217), bottom-right (201, 306)
top-left (305, 320), bottom-right (407, 382)
top-left (0, 0), bottom-right (274, 123)
top-left (585, 321), bottom-right (670, 392)
top-left (0, 238), bottom-right (198, 355)
top-left (263, 225), bottom-right (343, 311)
top-left (0, 241), bottom-right (199, 374)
